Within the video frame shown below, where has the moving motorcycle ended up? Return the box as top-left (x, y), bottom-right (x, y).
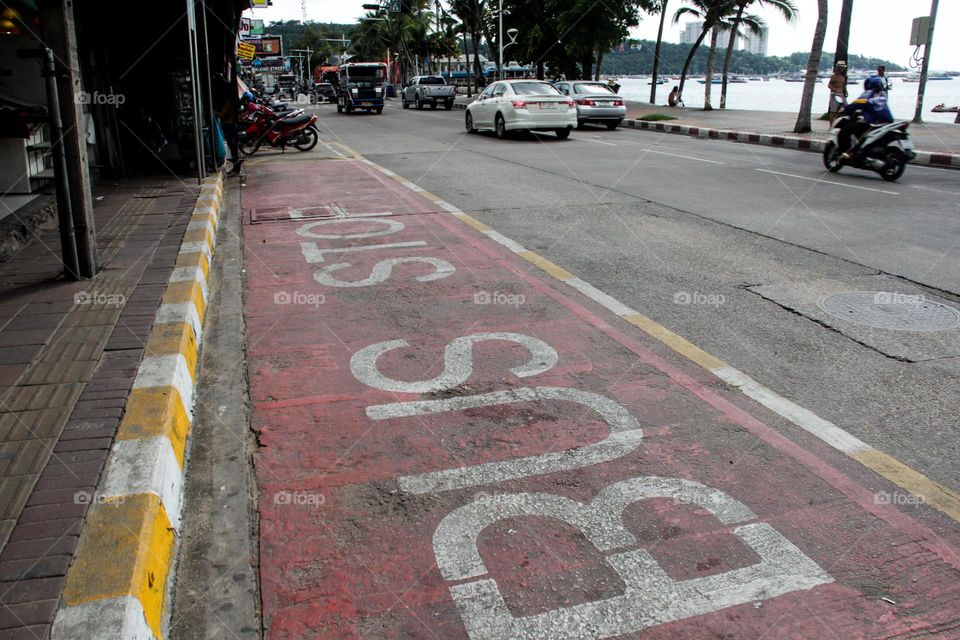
top-left (239, 101), bottom-right (318, 156)
top-left (822, 94), bottom-right (915, 182)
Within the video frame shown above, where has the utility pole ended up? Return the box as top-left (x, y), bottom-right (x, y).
top-left (498, 0), bottom-right (503, 80)
top-left (913, 0), bottom-right (939, 124)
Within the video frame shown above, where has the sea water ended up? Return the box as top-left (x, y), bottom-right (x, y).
top-left (617, 76), bottom-right (960, 124)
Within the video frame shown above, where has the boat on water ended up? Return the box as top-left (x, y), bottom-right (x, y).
top-left (697, 78), bottom-right (723, 85)
top-left (929, 75), bottom-right (952, 80)
top-left (784, 77), bottom-right (820, 83)
top-left (932, 103), bottom-right (959, 113)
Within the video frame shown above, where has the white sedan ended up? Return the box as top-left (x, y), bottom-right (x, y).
top-left (465, 80), bottom-right (577, 139)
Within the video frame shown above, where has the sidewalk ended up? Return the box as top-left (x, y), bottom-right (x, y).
top-left (452, 94), bottom-right (960, 167)
top-left (0, 178), bottom-right (199, 638)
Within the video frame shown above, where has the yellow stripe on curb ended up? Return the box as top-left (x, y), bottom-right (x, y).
top-left (176, 251), bottom-right (210, 281)
top-left (182, 228), bottom-right (216, 254)
top-left (852, 449), bottom-right (960, 521)
top-left (145, 322), bottom-right (200, 383)
top-left (162, 280), bottom-right (207, 322)
top-left (116, 387), bottom-right (191, 467)
top-left (62, 494), bottom-right (174, 640)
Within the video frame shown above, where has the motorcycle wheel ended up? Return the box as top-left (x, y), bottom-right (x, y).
top-left (822, 141), bottom-right (842, 173)
top-left (293, 127), bottom-right (319, 152)
top-left (336, 99), bottom-right (343, 113)
top-left (240, 135), bottom-right (261, 157)
top-left (880, 150), bottom-right (906, 182)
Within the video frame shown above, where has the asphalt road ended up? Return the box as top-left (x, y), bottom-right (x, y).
top-left (309, 101), bottom-right (960, 493)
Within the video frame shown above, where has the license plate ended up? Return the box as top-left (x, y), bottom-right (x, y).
top-left (901, 139), bottom-right (915, 150)
top-left (361, 101), bottom-right (372, 106)
top-left (538, 103), bottom-right (556, 110)
top-left (598, 101), bottom-right (611, 106)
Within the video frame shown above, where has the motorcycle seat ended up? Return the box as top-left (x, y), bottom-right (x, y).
top-left (281, 113), bottom-right (311, 126)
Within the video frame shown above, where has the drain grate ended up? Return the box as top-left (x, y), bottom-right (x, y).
top-left (250, 204), bottom-right (340, 224)
top-left (818, 291), bottom-right (960, 332)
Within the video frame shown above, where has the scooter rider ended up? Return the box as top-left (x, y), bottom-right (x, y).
top-left (839, 76), bottom-right (893, 162)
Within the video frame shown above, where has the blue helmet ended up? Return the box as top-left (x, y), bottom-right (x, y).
top-left (864, 76), bottom-right (884, 92)
top-left (241, 91), bottom-right (255, 103)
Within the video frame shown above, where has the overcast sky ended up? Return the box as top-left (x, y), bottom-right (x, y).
top-left (247, 0), bottom-right (959, 71)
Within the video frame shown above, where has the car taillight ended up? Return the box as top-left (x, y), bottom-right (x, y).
top-left (613, 99), bottom-right (624, 106)
top-left (511, 99), bottom-right (528, 108)
top-left (576, 98), bottom-right (595, 106)
top-left (565, 100), bottom-right (575, 108)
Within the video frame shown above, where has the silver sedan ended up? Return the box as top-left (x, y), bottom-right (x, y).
top-left (554, 81), bottom-right (626, 129)
top-left (465, 80), bottom-right (577, 139)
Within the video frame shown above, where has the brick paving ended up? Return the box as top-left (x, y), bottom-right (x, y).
top-left (0, 177), bottom-right (201, 639)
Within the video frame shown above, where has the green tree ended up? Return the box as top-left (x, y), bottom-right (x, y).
top-left (650, 0), bottom-right (670, 103)
top-left (720, 0), bottom-right (794, 109)
top-left (673, 0), bottom-right (730, 101)
top-left (794, 0), bottom-right (828, 133)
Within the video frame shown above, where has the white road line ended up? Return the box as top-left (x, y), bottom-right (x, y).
top-left (639, 148), bottom-right (726, 165)
top-left (579, 137), bottom-right (618, 147)
top-left (755, 169), bottom-right (900, 195)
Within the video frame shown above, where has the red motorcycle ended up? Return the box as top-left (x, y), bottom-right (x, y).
top-left (239, 102), bottom-right (319, 156)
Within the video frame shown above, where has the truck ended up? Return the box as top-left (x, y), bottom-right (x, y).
top-left (401, 76), bottom-right (457, 110)
top-left (336, 63), bottom-right (387, 114)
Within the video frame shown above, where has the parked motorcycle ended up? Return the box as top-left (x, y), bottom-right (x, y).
top-left (239, 102), bottom-right (319, 156)
top-left (822, 96), bottom-right (915, 182)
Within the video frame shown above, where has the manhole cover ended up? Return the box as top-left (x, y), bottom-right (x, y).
top-left (818, 291), bottom-right (960, 332)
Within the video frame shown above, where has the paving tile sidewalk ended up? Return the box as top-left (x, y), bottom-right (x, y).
top-left (0, 178), bottom-right (199, 639)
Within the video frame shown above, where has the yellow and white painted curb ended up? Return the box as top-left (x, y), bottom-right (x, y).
top-left (51, 175), bottom-right (224, 640)
top-left (348, 148), bottom-right (960, 525)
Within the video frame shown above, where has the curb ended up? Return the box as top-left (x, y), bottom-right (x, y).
top-left (622, 119), bottom-right (960, 169)
top-left (50, 174), bottom-right (224, 640)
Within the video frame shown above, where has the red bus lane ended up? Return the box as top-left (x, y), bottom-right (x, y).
top-left (242, 158), bottom-right (959, 639)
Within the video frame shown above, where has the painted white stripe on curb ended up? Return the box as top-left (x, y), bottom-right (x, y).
top-left (98, 436), bottom-right (184, 531)
top-left (169, 267), bottom-right (209, 304)
top-left (51, 595), bottom-right (154, 640)
top-left (178, 241), bottom-right (212, 259)
top-left (132, 354), bottom-right (195, 419)
top-left (155, 302), bottom-right (204, 344)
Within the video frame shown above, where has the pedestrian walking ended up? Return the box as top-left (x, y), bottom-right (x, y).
top-left (827, 62), bottom-right (848, 127)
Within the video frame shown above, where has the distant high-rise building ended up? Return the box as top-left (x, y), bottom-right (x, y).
top-left (680, 21), bottom-right (731, 49)
top-left (741, 27), bottom-right (769, 56)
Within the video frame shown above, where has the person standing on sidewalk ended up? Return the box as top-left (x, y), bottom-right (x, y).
top-left (876, 65), bottom-right (891, 97)
top-left (827, 62), bottom-right (848, 127)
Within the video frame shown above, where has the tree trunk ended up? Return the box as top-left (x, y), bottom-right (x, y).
top-left (595, 50), bottom-right (603, 81)
top-left (833, 0), bottom-right (854, 66)
top-left (720, 2), bottom-right (745, 109)
top-left (678, 25), bottom-right (709, 101)
top-left (650, 0), bottom-right (668, 104)
top-left (581, 50), bottom-right (594, 80)
top-left (537, 60), bottom-right (545, 80)
top-left (464, 28), bottom-right (472, 96)
top-left (703, 26), bottom-right (718, 110)
top-left (794, 0), bottom-right (828, 133)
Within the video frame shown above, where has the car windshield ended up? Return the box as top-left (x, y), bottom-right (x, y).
top-left (420, 77), bottom-right (445, 85)
top-left (512, 82), bottom-right (560, 96)
top-left (575, 83), bottom-right (615, 95)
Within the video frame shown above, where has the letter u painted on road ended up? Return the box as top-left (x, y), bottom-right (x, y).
top-left (352, 333), bottom-right (643, 493)
top-left (433, 476), bottom-right (834, 640)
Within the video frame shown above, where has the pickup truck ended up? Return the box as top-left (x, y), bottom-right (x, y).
top-left (401, 76), bottom-right (456, 110)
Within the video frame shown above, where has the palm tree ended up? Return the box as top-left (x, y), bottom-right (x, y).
top-left (673, 0), bottom-right (730, 102)
top-left (703, 25), bottom-right (721, 109)
top-left (649, 0), bottom-right (670, 104)
top-left (720, 0), bottom-right (795, 109)
top-left (833, 0), bottom-right (854, 67)
top-left (793, 0), bottom-right (827, 133)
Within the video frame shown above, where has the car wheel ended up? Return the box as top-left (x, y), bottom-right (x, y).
top-left (416, 96), bottom-right (423, 110)
top-left (606, 121), bottom-right (619, 130)
top-left (495, 113), bottom-right (507, 139)
top-left (376, 107), bottom-right (383, 114)
top-left (465, 112), bottom-right (477, 134)
top-left (336, 99), bottom-right (343, 113)
top-left (576, 121), bottom-right (586, 129)
top-left (402, 96), bottom-right (409, 109)
top-left (445, 102), bottom-right (453, 110)
top-left (555, 128), bottom-right (571, 140)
